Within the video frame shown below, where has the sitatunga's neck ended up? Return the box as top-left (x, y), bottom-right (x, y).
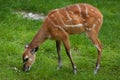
top-left (28, 24), bottom-right (49, 49)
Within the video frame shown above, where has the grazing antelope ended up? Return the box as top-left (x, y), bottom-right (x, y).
top-left (22, 3), bottom-right (103, 74)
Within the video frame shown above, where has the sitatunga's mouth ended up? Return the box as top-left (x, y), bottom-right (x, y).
top-left (23, 65), bottom-right (30, 72)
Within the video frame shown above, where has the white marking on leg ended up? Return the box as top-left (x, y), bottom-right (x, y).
top-left (76, 4), bottom-right (81, 16)
top-left (94, 69), bottom-right (97, 74)
top-left (74, 65), bottom-right (77, 75)
top-left (96, 64), bottom-right (100, 70)
top-left (70, 50), bottom-right (77, 74)
top-left (95, 44), bottom-right (101, 51)
top-left (57, 61), bottom-right (62, 70)
top-left (59, 61), bottom-right (62, 67)
top-left (74, 65), bottom-right (77, 69)
top-left (86, 33), bottom-right (89, 38)
top-left (95, 44), bottom-right (99, 49)
top-left (94, 64), bottom-right (100, 74)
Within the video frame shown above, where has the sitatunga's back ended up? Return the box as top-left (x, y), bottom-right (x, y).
top-left (22, 3), bottom-right (103, 74)
top-left (46, 3), bottom-right (103, 34)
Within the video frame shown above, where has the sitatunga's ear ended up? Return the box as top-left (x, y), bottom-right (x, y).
top-left (30, 47), bottom-right (39, 54)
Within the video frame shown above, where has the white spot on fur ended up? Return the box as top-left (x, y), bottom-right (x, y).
top-left (25, 56), bottom-right (28, 59)
top-left (84, 23), bottom-right (87, 26)
top-left (25, 44), bottom-right (29, 48)
top-left (86, 28), bottom-right (91, 31)
top-left (51, 14), bottom-right (54, 17)
top-left (29, 58), bottom-right (32, 61)
top-left (92, 24), bottom-right (96, 28)
top-left (91, 9), bottom-right (94, 11)
top-left (94, 11), bottom-right (97, 13)
top-left (83, 19), bottom-right (86, 21)
top-left (98, 18), bottom-right (101, 22)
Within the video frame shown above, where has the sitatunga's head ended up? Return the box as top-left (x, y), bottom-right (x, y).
top-left (22, 44), bottom-right (38, 71)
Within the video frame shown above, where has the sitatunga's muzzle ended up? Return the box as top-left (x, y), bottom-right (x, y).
top-left (23, 64), bottom-right (30, 72)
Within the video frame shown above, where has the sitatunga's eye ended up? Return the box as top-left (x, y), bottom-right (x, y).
top-left (23, 57), bottom-right (29, 63)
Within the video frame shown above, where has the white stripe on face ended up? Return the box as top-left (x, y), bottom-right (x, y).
top-left (25, 56), bottom-right (28, 59)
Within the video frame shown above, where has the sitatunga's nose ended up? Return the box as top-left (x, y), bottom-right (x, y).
top-left (23, 64), bottom-right (30, 72)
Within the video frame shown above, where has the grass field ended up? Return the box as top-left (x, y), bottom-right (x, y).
top-left (0, 0), bottom-right (120, 80)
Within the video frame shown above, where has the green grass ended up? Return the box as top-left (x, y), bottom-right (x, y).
top-left (0, 0), bottom-right (120, 80)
